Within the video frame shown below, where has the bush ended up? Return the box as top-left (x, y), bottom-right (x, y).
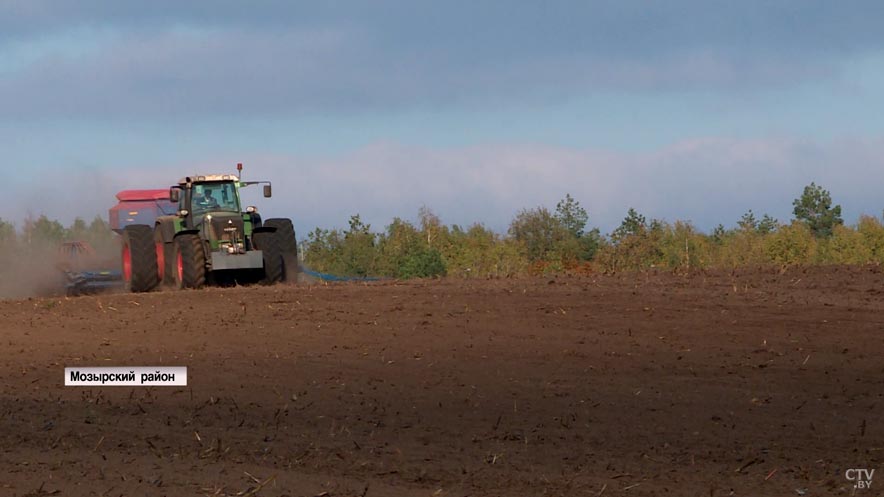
top-left (658, 221), bottom-right (711, 270)
top-left (764, 222), bottom-right (817, 265)
top-left (509, 206), bottom-right (576, 265)
top-left (400, 248), bottom-right (446, 279)
top-left (712, 230), bottom-right (767, 267)
top-left (856, 215), bottom-right (884, 264)
top-left (377, 217), bottom-right (447, 278)
top-left (818, 224), bottom-right (871, 264)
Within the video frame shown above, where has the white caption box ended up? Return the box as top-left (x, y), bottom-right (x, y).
top-left (65, 366), bottom-right (188, 386)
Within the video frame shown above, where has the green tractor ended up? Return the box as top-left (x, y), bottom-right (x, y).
top-left (120, 167), bottom-right (299, 292)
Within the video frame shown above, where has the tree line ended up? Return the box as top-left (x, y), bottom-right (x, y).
top-left (0, 215), bottom-right (118, 254)
top-left (304, 183), bottom-right (883, 277)
top-left (1, 183), bottom-right (878, 277)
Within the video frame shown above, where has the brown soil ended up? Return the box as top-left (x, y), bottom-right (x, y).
top-left (1, 267), bottom-right (882, 496)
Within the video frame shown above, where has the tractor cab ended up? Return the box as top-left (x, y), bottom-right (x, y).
top-left (189, 181), bottom-right (240, 216)
top-left (168, 174), bottom-right (269, 256)
top-left (171, 175), bottom-right (245, 219)
top-left (170, 174), bottom-right (271, 219)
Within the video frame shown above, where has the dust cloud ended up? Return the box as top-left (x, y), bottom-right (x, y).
top-left (0, 239), bottom-right (121, 299)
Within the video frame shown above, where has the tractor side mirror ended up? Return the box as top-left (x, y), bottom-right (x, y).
top-left (169, 188), bottom-right (180, 202)
top-left (263, 184), bottom-right (272, 198)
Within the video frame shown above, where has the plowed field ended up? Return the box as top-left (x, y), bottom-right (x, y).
top-left (2, 267), bottom-right (882, 496)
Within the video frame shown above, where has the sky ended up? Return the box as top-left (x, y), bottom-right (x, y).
top-left (3, 1), bottom-right (884, 234)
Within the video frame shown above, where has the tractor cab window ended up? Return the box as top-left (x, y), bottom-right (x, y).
top-left (191, 182), bottom-right (239, 213)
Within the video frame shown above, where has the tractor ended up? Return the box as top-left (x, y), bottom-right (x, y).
top-left (119, 164), bottom-right (299, 292)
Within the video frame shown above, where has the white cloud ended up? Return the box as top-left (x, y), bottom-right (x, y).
top-left (226, 137), bottom-right (884, 234)
top-left (13, 136), bottom-right (884, 236)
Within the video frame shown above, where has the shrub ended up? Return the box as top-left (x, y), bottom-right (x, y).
top-left (856, 215), bottom-right (884, 264)
top-left (764, 222), bottom-right (817, 265)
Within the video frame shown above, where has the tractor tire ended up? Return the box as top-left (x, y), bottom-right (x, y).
top-left (263, 218), bottom-right (300, 283)
top-left (173, 234), bottom-right (207, 289)
top-left (154, 229), bottom-right (175, 286)
top-left (121, 225), bottom-right (159, 293)
top-left (252, 231), bottom-right (283, 285)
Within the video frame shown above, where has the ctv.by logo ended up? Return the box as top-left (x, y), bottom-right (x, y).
top-left (845, 468), bottom-right (875, 489)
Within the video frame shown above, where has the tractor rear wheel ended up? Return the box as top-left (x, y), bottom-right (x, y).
top-left (173, 234), bottom-right (207, 289)
top-left (121, 225), bottom-right (159, 293)
top-left (252, 231), bottom-right (283, 285)
top-left (263, 218), bottom-right (300, 283)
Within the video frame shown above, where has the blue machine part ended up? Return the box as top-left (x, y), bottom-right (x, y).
top-left (301, 267), bottom-right (379, 282)
top-left (64, 270), bottom-right (123, 296)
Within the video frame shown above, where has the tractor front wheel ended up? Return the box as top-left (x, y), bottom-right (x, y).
top-left (121, 225), bottom-right (159, 293)
top-left (263, 218), bottom-right (300, 283)
top-left (173, 234), bottom-right (207, 289)
top-left (252, 231), bottom-right (283, 285)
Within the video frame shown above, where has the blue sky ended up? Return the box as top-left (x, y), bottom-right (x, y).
top-left (3, 1), bottom-right (884, 234)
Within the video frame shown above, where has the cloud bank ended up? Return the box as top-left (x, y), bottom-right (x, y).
top-left (2, 2), bottom-right (882, 238)
top-left (17, 136), bottom-right (884, 236)
top-left (1, 1), bottom-right (883, 119)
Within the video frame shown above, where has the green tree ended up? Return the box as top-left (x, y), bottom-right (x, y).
top-left (85, 215), bottom-right (118, 258)
top-left (737, 210), bottom-right (757, 232)
top-left (792, 182), bottom-right (843, 237)
top-left (737, 210), bottom-right (777, 235)
top-left (441, 223), bottom-right (525, 277)
top-left (26, 215), bottom-right (66, 246)
top-left (87, 216), bottom-right (111, 239)
top-left (612, 208), bottom-right (647, 241)
top-left (554, 194), bottom-right (589, 238)
top-left (711, 224), bottom-right (728, 243)
top-left (399, 247), bottom-right (446, 279)
top-left (418, 206), bottom-right (443, 248)
top-left (304, 227), bottom-right (346, 274)
top-left (577, 227), bottom-right (603, 261)
top-left (377, 217), bottom-right (447, 279)
top-left (659, 221), bottom-right (709, 270)
top-left (0, 218), bottom-right (15, 245)
top-left (597, 209), bottom-right (665, 271)
top-left (68, 217), bottom-right (88, 240)
top-left (757, 214), bottom-right (778, 235)
top-left (508, 207), bottom-right (574, 264)
top-left (341, 214), bottom-right (377, 277)
top-left (553, 194), bottom-right (601, 261)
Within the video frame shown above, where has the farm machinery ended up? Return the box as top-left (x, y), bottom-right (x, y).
top-left (119, 164), bottom-right (299, 292)
top-left (57, 241), bottom-right (123, 296)
top-left (60, 164), bottom-right (299, 294)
